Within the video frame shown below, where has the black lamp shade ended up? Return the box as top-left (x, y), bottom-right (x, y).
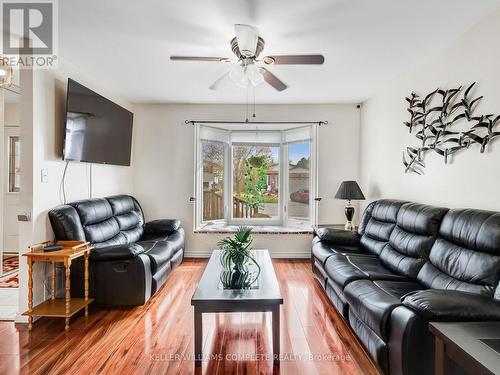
top-left (334, 181), bottom-right (365, 200)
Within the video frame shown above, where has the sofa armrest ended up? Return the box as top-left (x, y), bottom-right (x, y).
top-left (144, 219), bottom-right (181, 235)
top-left (91, 243), bottom-right (145, 262)
top-left (314, 227), bottom-right (360, 247)
top-left (402, 289), bottom-right (500, 321)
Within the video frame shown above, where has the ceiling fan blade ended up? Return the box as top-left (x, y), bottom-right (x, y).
top-left (259, 67), bottom-right (288, 91)
top-left (263, 54), bottom-right (325, 65)
top-left (209, 71), bottom-right (230, 90)
top-left (170, 56), bottom-right (231, 62)
top-left (234, 24), bottom-right (258, 57)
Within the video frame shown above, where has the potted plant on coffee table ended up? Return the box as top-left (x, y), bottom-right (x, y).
top-left (218, 227), bottom-right (261, 289)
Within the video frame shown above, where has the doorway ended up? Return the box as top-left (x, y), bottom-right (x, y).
top-left (0, 85), bottom-right (20, 320)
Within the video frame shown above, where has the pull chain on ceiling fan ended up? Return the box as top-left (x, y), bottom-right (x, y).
top-left (170, 24), bottom-right (325, 91)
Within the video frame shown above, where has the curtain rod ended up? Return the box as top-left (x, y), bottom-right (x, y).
top-left (184, 120), bottom-right (329, 126)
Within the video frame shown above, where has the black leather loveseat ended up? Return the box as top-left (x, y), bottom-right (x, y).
top-left (49, 195), bottom-right (185, 306)
top-left (312, 199), bottom-right (500, 375)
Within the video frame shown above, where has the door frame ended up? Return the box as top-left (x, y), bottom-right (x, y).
top-left (0, 85), bottom-right (21, 274)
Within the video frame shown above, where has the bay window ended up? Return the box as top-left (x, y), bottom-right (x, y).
top-left (195, 124), bottom-right (317, 229)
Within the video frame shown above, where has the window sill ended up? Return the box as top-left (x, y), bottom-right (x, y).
top-left (194, 222), bottom-right (313, 234)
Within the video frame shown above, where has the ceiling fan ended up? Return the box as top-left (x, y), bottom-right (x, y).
top-left (170, 24), bottom-right (325, 92)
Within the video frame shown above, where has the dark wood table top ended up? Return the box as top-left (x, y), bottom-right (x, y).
top-left (430, 322), bottom-right (500, 375)
top-left (191, 249), bottom-right (283, 305)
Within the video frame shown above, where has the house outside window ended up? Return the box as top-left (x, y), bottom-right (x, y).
top-left (195, 124), bottom-right (318, 229)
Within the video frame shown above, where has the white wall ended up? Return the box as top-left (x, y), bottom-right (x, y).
top-left (4, 103), bottom-right (20, 126)
top-left (360, 10), bottom-right (500, 211)
top-left (16, 59), bottom-right (135, 322)
top-left (133, 104), bottom-right (361, 258)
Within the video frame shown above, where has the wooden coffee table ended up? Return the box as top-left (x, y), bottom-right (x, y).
top-left (191, 249), bottom-right (283, 366)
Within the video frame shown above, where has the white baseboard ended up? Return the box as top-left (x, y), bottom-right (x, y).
top-left (15, 314), bottom-right (29, 324)
top-left (185, 250), bottom-right (311, 259)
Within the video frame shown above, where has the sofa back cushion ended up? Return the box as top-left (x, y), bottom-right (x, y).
top-left (359, 200), bottom-right (407, 256)
top-left (107, 195), bottom-right (144, 244)
top-left (49, 195), bottom-right (144, 248)
top-left (379, 203), bottom-right (448, 279)
top-left (417, 208), bottom-right (500, 298)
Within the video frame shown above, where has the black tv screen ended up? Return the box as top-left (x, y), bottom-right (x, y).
top-left (63, 79), bottom-right (133, 166)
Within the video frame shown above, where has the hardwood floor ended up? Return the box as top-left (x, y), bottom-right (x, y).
top-left (0, 259), bottom-right (382, 375)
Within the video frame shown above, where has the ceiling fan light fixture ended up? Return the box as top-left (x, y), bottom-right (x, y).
top-left (263, 56), bottom-right (275, 65)
top-left (229, 64), bottom-right (248, 88)
top-left (246, 64), bottom-right (264, 86)
top-left (234, 24), bottom-right (258, 57)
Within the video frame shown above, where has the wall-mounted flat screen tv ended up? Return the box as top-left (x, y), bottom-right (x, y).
top-left (63, 78), bottom-right (133, 166)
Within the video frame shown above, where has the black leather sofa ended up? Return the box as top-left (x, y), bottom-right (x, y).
top-left (49, 195), bottom-right (185, 306)
top-left (312, 199), bottom-right (500, 375)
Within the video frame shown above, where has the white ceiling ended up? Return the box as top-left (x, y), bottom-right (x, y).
top-left (59, 0), bottom-right (500, 104)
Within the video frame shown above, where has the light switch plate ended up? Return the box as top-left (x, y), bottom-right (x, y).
top-left (41, 169), bottom-right (49, 183)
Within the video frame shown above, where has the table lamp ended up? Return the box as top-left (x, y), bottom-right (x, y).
top-left (334, 181), bottom-right (365, 231)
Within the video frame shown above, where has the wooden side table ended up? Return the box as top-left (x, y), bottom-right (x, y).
top-left (22, 241), bottom-right (93, 330)
top-left (430, 322), bottom-right (500, 375)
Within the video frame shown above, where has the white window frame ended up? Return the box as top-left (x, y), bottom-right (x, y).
top-left (194, 124), bottom-right (318, 229)
top-left (228, 140), bottom-right (282, 226)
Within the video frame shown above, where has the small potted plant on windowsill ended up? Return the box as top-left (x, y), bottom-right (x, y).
top-left (218, 227), bottom-right (261, 289)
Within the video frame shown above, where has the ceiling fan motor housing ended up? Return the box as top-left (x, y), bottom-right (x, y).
top-left (230, 37), bottom-right (265, 59)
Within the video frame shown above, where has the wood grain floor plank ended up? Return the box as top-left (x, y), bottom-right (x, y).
top-left (1, 258), bottom-right (382, 375)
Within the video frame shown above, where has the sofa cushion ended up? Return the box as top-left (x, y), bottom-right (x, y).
top-left (402, 289), bottom-right (500, 321)
top-left (357, 200), bottom-right (375, 236)
top-left (140, 229), bottom-right (185, 274)
top-left (72, 198), bottom-right (113, 226)
top-left (348, 255), bottom-right (408, 282)
top-left (144, 219), bottom-right (181, 235)
top-left (439, 208), bottom-right (500, 255)
top-left (48, 205), bottom-right (86, 241)
top-left (107, 195), bottom-right (142, 217)
top-left (378, 203), bottom-right (448, 279)
top-left (90, 243), bottom-right (145, 262)
top-left (312, 240), bottom-right (334, 265)
top-left (140, 233), bottom-right (170, 242)
top-left (312, 240), bottom-right (364, 266)
top-left (373, 280), bottom-right (424, 299)
top-left (345, 279), bottom-right (403, 341)
top-left (121, 227), bottom-right (144, 243)
top-left (115, 211), bottom-right (142, 231)
top-left (141, 240), bottom-right (175, 274)
top-left (396, 202), bottom-right (448, 235)
top-left (83, 217), bottom-right (120, 244)
top-left (417, 241), bottom-right (500, 297)
top-left (324, 254), bottom-right (369, 288)
top-left (93, 233), bottom-right (128, 248)
top-left (108, 195), bottom-right (144, 239)
top-left (371, 200), bottom-right (406, 223)
top-left (325, 253), bottom-right (408, 292)
top-left (359, 200), bottom-right (407, 256)
top-left (314, 227), bottom-right (360, 246)
top-left (417, 208), bottom-right (500, 298)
